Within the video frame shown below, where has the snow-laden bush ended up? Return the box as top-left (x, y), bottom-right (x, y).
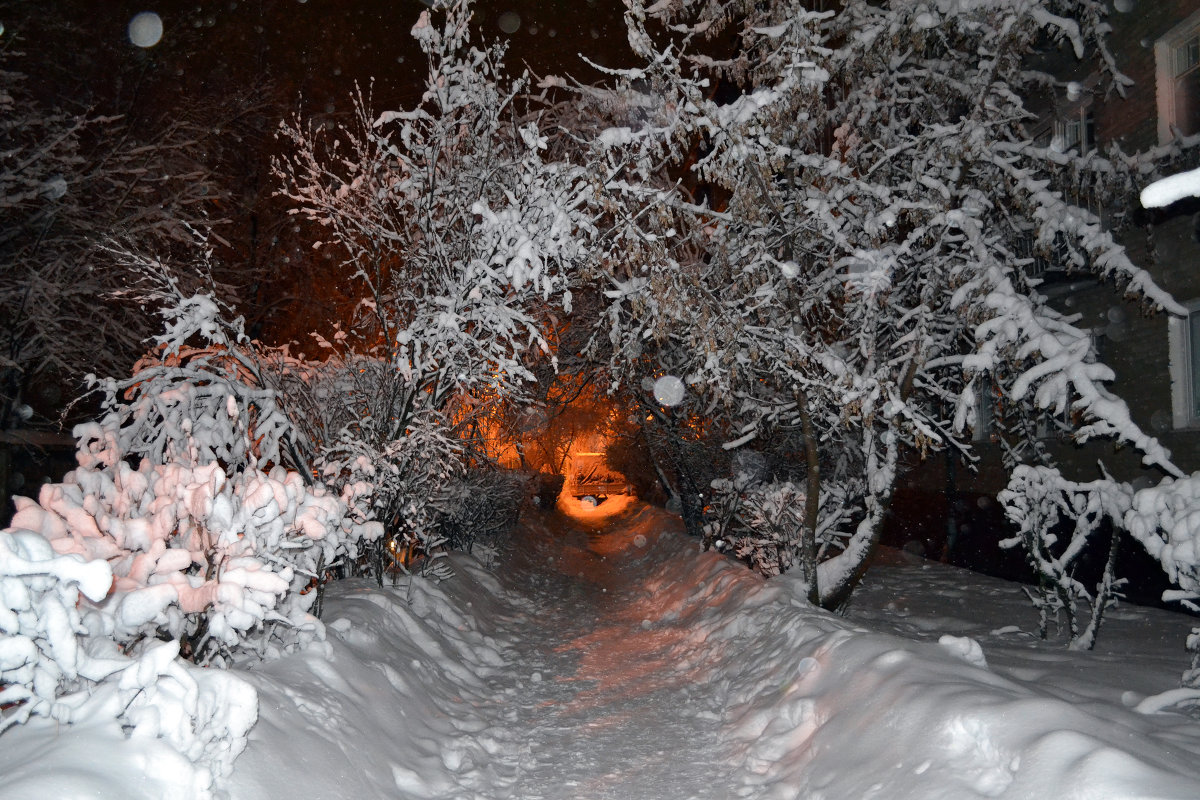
top-left (275, 0), bottom-right (590, 581)
top-left (0, 529), bottom-right (115, 730)
top-left (703, 471), bottom-right (858, 581)
top-left (433, 470), bottom-right (527, 552)
top-left (999, 465), bottom-right (1132, 651)
top-left (113, 640), bottom-right (258, 785)
top-left (704, 478), bottom-right (806, 577)
top-left (10, 454), bottom-right (367, 665)
top-left (317, 410), bottom-right (462, 585)
top-left (1, 531), bottom-right (256, 795)
top-left (6, 291), bottom-right (380, 666)
top-left (1123, 474), bottom-right (1200, 685)
top-left (0, 288), bottom-right (378, 790)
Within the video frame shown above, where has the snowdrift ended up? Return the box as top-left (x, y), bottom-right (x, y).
top-left (3, 500), bottom-right (1199, 799)
top-left (598, 505), bottom-right (1200, 799)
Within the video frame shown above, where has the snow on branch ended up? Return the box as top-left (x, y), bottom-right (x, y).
top-left (1140, 167), bottom-right (1200, 209)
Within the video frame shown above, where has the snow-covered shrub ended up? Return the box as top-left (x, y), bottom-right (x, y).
top-left (10, 455), bottom-right (370, 665)
top-left (0, 529), bottom-right (115, 731)
top-left (432, 470), bottom-right (527, 551)
top-left (114, 640), bottom-right (258, 786)
top-left (704, 469), bottom-right (859, 582)
top-left (274, 0), bottom-right (587, 433)
top-left (0, 531), bottom-right (255, 794)
top-left (1123, 474), bottom-right (1200, 684)
top-left (999, 465), bottom-right (1132, 651)
top-left (274, 0), bottom-right (598, 589)
top-left (317, 410), bottom-right (461, 585)
top-left (0, 286), bottom-right (376, 788)
top-left (5, 292), bottom-right (379, 665)
top-left (0, 59), bottom-right (255, 439)
top-left (704, 478), bottom-right (806, 577)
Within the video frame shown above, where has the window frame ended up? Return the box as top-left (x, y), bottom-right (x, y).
top-left (1175, 34), bottom-right (1199, 78)
top-left (1168, 299), bottom-right (1200, 429)
top-left (1155, 10), bottom-right (1200, 144)
top-left (1053, 106), bottom-right (1094, 154)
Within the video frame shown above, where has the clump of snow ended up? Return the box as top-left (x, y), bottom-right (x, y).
top-left (914, 11), bottom-right (939, 30)
top-left (938, 633), bottom-right (989, 668)
top-left (1141, 167), bottom-right (1200, 209)
top-left (0, 530), bottom-right (114, 730)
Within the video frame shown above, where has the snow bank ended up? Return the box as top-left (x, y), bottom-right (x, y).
top-left (228, 560), bottom-right (514, 800)
top-left (628, 510), bottom-right (1200, 799)
top-left (6, 502), bottom-right (1200, 799)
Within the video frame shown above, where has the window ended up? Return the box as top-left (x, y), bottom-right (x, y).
top-left (1156, 12), bottom-right (1200, 144)
top-left (1056, 117), bottom-right (1081, 151)
top-left (1176, 35), bottom-right (1199, 78)
top-left (1053, 108), bottom-right (1095, 154)
top-left (1168, 300), bottom-right (1200, 428)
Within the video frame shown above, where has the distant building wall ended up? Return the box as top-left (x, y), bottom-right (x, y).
top-left (905, 0), bottom-right (1200, 505)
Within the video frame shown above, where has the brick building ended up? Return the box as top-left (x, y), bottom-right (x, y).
top-left (890, 1), bottom-right (1200, 578)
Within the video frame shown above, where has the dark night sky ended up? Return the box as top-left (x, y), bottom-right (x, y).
top-left (0, 1), bottom-right (634, 343)
top-left (3, 1), bottom-right (633, 117)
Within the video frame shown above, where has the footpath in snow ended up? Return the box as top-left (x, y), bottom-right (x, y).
top-left (233, 496), bottom-right (1200, 799)
top-left (7, 496), bottom-right (1200, 799)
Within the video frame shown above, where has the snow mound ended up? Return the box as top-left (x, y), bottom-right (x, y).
top-left (628, 517), bottom-right (1200, 799)
top-left (227, 559), bottom-right (515, 800)
top-left (6, 503), bottom-right (1200, 799)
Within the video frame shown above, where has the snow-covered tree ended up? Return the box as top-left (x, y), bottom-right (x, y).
top-left (274, 0), bottom-right (597, 563)
top-left (0, 58), bottom-right (246, 434)
top-left (582, 0), bottom-right (1187, 611)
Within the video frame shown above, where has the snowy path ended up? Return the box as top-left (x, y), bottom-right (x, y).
top-left (10, 497), bottom-right (1200, 798)
top-left (226, 497), bottom-right (1200, 800)
top-left (227, 497), bottom-right (755, 800)
top-left (474, 505), bottom-right (735, 799)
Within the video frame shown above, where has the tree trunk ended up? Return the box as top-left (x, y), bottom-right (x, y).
top-left (797, 391), bottom-right (821, 605)
top-left (817, 432), bottom-right (900, 611)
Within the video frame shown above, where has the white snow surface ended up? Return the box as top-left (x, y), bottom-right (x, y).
top-left (1140, 167), bottom-right (1200, 209)
top-left (5, 496), bottom-right (1200, 799)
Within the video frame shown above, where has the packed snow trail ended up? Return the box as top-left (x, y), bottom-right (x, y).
top-left (224, 497), bottom-right (1200, 800)
top-left (8, 497), bottom-right (1200, 798)
top-left (465, 501), bottom-right (739, 799)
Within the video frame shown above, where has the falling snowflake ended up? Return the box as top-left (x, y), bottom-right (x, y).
top-left (653, 375), bottom-right (685, 407)
top-left (128, 12), bottom-right (163, 48)
top-left (498, 12), bottom-right (520, 34)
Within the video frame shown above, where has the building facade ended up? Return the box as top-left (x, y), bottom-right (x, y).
top-left (890, 1), bottom-right (1200, 580)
